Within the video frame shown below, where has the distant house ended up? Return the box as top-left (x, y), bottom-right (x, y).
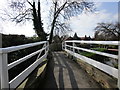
top-left (73, 33), bottom-right (80, 40)
top-left (61, 36), bottom-right (73, 41)
top-left (65, 33), bottom-right (94, 41)
top-left (80, 35), bottom-right (93, 40)
top-left (66, 36), bottom-right (73, 40)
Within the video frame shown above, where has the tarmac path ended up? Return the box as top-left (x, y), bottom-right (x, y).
top-left (41, 52), bottom-right (101, 89)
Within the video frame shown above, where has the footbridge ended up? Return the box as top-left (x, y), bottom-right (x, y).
top-left (0, 40), bottom-right (119, 89)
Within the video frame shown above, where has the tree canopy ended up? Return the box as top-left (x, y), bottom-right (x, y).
top-left (94, 22), bottom-right (119, 41)
top-left (48, 0), bottom-right (95, 43)
top-left (1, 0), bottom-right (95, 43)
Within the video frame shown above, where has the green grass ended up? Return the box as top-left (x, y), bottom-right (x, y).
top-left (79, 48), bottom-right (118, 69)
top-left (80, 52), bottom-right (95, 57)
top-left (79, 48), bottom-right (107, 58)
top-left (91, 48), bottom-right (107, 52)
top-left (80, 48), bottom-right (107, 57)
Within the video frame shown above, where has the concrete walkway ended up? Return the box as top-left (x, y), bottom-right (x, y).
top-left (40, 52), bottom-right (101, 89)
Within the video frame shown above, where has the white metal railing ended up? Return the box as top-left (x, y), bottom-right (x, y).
top-left (0, 41), bottom-right (49, 89)
top-left (63, 40), bottom-right (120, 88)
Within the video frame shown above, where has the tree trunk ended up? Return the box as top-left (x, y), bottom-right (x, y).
top-left (49, 22), bottom-right (55, 44)
top-left (32, 1), bottom-right (47, 41)
top-left (48, 2), bottom-right (67, 44)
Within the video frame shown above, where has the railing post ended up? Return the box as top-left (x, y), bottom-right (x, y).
top-left (72, 42), bottom-right (75, 60)
top-left (62, 42), bottom-right (64, 50)
top-left (47, 41), bottom-right (49, 52)
top-left (118, 42), bottom-right (120, 89)
top-left (65, 42), bottom-right (66, 50)
top-left (45, 42), bottom-right (47, 54)
top-left (72, 42), bottom-right (75, 53)
top-left (0, 53), bottom-right (9, 89)
top-left (0, 53), bottom-right (1, 89)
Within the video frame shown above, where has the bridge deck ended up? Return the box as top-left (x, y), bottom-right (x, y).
top-left (40, 52), bottom-right (101, 88)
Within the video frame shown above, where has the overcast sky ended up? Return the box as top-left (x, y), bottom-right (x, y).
top-left (0, 0), bottom-right (119, 37)
top-left (70, 1), bottom-right (118, 37)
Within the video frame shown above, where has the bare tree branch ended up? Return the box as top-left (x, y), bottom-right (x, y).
top-left (94, 22), bottom-right (119, 41)
top-left (49, 0), bottom-right (95, 44)
top-left (27, 0), bottom-right (33, 7)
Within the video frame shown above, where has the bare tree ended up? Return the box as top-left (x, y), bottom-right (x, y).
top-left (1, 0), bottom-right (31, 23)
top-left (94, 22), bottom-right (120, 41)
top-left (1, 0), bottom-right (47, 41)
top-left (48, 0), bottom-right (95, 44)
top-left (27, 0), bottom-right (48, 40)
top-left (1, 0), bottom-right (95, 43)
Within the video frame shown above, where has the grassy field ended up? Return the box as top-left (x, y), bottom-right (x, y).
top-left (79, 48), bottom-right (118, 68)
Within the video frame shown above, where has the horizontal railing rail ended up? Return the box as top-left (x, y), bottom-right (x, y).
top-left (66, 45), bottom-right (118, 59)
top-left (0, 41), bottom-right (47, 53)
top-left (0, 41), bottom-right (49, 89)
top-left (65, 40), bottom-right (118, 45)
top-left (63, 40), bottom-right (120, 88)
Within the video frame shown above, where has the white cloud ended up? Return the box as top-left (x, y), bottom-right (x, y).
top-left (69, 10), bottom-right (118, 37)
top-left (90, 0), bottom-right (119, 2)
top-left (0, 0), bottom-right (35, 37)
top-left (94, 2), bottom-right (102, 8)
top-left (0, 0), bottom-right (6, 9)
top-left (0, 0), bottom-right (118, 38)
top-left (0, 0), bottom-right (45, 37)
top-left (113, 13), bottom-right (118, 21)
top-left (1, 21), bottom-right (36, 37)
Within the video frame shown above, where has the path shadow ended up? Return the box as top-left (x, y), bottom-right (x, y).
top-left (40, 53), bottom-right (58, 88)
top-left (54, 52), bottom-right (79, 89)
top-left (37, 52), bottom-right (79, 89)
top-left (53, 52), bottom-right (65, 90)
